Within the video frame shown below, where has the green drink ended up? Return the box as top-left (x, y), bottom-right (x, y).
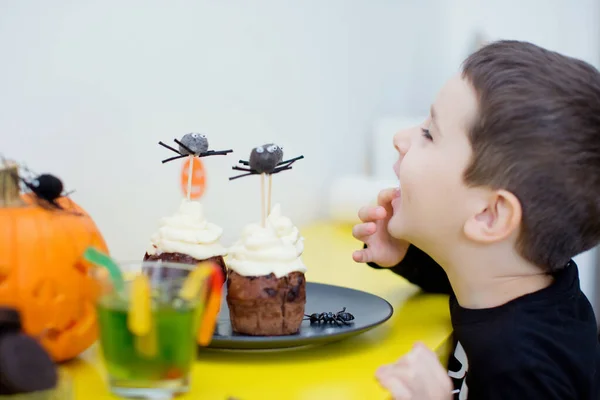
top-left (92, 261), bottom-right (216, 398)
top-left (97, 294), bottom-right (198, 383)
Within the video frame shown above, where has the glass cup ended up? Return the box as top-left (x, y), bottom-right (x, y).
top-left (93, 260), bottom-right (221, 399)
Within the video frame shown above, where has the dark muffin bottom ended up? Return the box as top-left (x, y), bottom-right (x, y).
top-left (226, 271), bottom-right (306, 336)
top-left (143, 252), bottom-right (227, 281)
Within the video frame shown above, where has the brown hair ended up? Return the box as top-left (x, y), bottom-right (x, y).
top-left (462, 40), bottom-right (600, 272)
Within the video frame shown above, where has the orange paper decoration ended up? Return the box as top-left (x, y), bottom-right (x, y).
top-left (180, 157), bottom-right (207, 200)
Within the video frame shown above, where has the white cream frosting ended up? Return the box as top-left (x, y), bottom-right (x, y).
top-left (227, 204), bottom-right (307, 278)
top-left (146, 199), bottom-right (227, 260)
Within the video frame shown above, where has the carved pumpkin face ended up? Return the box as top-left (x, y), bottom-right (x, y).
top-left (0, 193), bottom-right (108, 362)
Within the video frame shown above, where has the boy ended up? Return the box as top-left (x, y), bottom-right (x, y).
top-left (352, 40), bottom-right (600, 399)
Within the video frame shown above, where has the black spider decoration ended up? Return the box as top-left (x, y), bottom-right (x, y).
top-left (228, 144), bottom-right (304, 226)
top-left (158, 133), bottom-right (233, 164)
top-left (304, 307), bottom-right (355, 326)
top-left (229, 144), bottom-right (304, 180)
top-left (1, 157), bottom-right (76, 212)
top-left (20, 174), bottom-right (64, 205)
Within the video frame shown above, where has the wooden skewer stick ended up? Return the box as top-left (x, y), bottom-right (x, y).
top-left (267, 174), bottom-right (272, 216)
top-left (187, 155), bottom-right (194, 200)
top-left (260, 173), bottom-right (266, 227)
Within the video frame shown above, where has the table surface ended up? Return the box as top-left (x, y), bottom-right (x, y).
top-left (60, 222), bottom-right (452, 399)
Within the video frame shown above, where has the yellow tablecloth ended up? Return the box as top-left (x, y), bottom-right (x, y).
top-left (60, 222), bottom-right (452, 399)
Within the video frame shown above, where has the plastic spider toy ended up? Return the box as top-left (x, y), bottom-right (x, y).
top-left (1, 158), bottom-right (74, 211)
top-left (229, 144), bottom-right (304, 180)
top-left (158, 133), bottom-right (233, 164)
top-left (304, 307), bottom-right (355, 326)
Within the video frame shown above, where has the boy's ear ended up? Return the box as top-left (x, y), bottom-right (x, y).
top-left (463, 189), bottom-right (522, 243)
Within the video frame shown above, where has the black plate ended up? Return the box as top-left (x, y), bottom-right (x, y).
top-left (208, 282), bottom-right (394, 350)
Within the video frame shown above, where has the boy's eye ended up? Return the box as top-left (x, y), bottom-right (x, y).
top-left (421, 128), bottom-right (433, 141)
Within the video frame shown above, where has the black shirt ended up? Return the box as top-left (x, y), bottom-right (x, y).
top-left (368, 245), bottom-right (600, 399)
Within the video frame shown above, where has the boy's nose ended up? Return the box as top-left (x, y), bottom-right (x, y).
top-left (393, 126), bottom-right (414, 157)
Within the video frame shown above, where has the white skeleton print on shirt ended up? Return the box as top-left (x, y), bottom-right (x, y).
top-left (447, 341), bottom-right (469, 399)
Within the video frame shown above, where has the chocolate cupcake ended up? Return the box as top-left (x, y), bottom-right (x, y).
top-left (226, 204), bottom-right (307, 336)
top-left (143, 252), bottom-right (227, 280)
top-left (143, 199), bottom-right (227, 279)
top-left (227, 271), bottom-right (306, 336)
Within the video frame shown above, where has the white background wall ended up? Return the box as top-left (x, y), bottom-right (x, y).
top-left (1, 0), bottom-right (598, 310)
top-left (0, 0), bottom-right (435, 259)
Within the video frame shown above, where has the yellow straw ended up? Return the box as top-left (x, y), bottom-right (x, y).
top-left (128, 274), bottom-right (157, 357)
top-left (128, 274), bottom-right (152, 336)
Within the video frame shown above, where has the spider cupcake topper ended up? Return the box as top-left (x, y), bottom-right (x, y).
top-left (229, 144), bottom-right (304, 226)
top-left (158, 133), bottom-right (233, 200)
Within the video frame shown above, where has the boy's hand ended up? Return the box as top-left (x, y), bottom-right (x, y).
top-left (352, 188), bottom-right (409, 267)
top-left (376, 342), bottom-right (454, 400)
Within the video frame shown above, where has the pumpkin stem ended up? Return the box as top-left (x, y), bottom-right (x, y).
top-left (0, 162), bottom-right (24, 207)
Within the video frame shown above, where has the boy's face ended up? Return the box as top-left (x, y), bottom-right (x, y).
top-left (388, 74), bottom-right (480, 245)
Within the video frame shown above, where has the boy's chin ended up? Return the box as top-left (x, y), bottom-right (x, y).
top-left (387, 216), bottom-right (409, 240)
top-left (388, 216), bottom-right (429, 244)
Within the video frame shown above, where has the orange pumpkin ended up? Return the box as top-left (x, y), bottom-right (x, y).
top-left (0, 165), bottom-right (108, 362)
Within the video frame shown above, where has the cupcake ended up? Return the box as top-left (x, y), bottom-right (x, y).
top-left (226, 204), bottom-right (307, 336)
top-left (143, 199), bottom-right (227, 279)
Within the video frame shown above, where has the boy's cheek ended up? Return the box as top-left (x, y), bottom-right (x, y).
top-left (387, 196), bottom-right (425, 239)
top-left (388, 184), bottom-right (447, 240)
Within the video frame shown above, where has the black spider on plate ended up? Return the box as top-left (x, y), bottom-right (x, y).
top-left (304, 307), bottom-right (355, 326)
top-left (158, 133), bottom-right (233, 163)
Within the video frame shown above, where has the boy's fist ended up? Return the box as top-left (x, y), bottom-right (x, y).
top-left (376, 342), bottom-right (454, 400)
